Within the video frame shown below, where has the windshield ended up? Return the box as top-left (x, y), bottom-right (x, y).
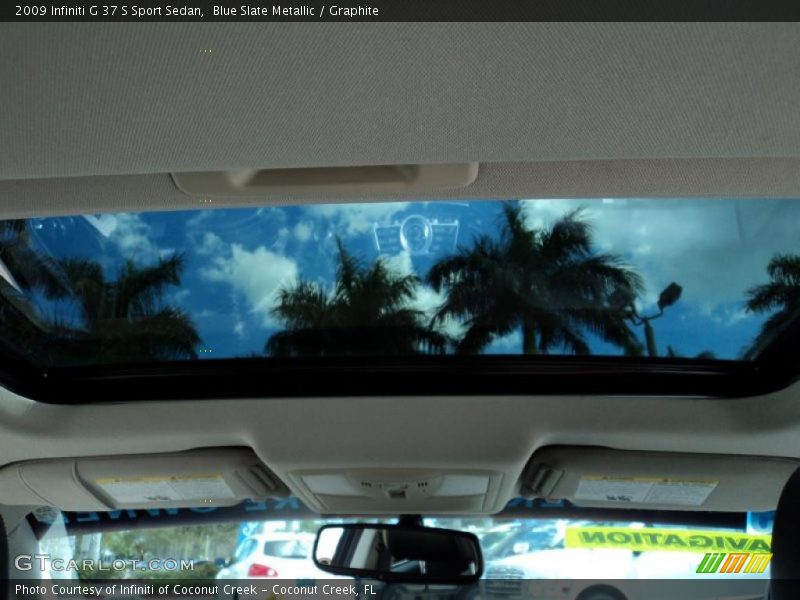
top-left (29, 505), bottom-right (774, 596)
top-left (263, 540), bottom-right (312, 559)
top-left (2, 198), bottom-right (799, 369)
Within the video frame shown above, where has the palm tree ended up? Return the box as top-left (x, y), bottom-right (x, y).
top-left (745, 254), bottom-right (800, 354)
top-left (665, 346), bottom-right (716, 360)
top-left (0, 220), bottom-right (65, 297)
top-left (0, 220), bottom-right (74, 360)
top-left (266, 241), bottom-right (447, 356)
top-left (48, 254), bottom-right (201, 363)
top-left (427, 202), bottom-right (643, 355)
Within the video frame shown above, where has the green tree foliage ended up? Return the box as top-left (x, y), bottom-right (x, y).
top-left (745, 253), bottom-right (800, 355)
top-left (0, 220), bottom-right (65, 298)
top-left (0, 220), bottom-right (75, 361)
top-left (427, 202), bottom-right (643, 355)
top-left (73, 523), bottom-right (238, 580)
top-left (45, 255), bottom-right (202, 363)
top-left (665, 346), bottom-right (716, 360)
top-left (0, 219), bottom-right (201, 364)
top-left (267, 240), bottom-right (447, 356)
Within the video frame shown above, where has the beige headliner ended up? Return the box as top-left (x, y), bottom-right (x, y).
top-left (1, 384), bottom-right (800, 512)
top-left (0, 22), bottom-right (799, 513)
top-left (1, 24), bottom-right (800, 191)
top-left (1, 158), bottom-right (800, 219)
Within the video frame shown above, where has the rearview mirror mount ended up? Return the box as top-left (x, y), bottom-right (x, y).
top-left (313, 523), bottom-right (483, 584)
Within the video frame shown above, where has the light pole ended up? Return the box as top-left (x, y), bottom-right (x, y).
top-left (610, 282), bottom-right (682, 357)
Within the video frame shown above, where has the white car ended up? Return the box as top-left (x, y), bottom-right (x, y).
top-left (216, 532), bottom-right (326, 580)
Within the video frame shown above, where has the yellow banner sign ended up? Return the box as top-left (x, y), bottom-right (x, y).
top-left (566, 526), bottom-right (771, 554)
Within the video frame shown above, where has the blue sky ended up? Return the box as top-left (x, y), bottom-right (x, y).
top-left (20, 198), bottom-right (800, 361)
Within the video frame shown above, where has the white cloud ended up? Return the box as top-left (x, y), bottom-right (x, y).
top-left (304, 202), bottom-right (410, 236)
top-left (382, 250), bottom-right (465, 339)
top-left (722, 306), bottom-right (755, 328)
top-left (233, 321), bottom-right (246, 337)
top-left (83, 214), bottom-right (118, 237)
top-left (195, 231), bottom-right (227, 256)
top-left (293, 221), bottom-right (313, 242)
top-left (185, 210), bottom-right (213, 230)
top-left (102, 213), bottom-right (164, 262)
top-left (411, 284), bottom-right (465, 339)
top-left (519, 199), bottom-right (800, 316)
top-left (383, 249), bottom-right (415, 276)
top-left (169, 288), bottom-right (191, 304)
top-left (201, 243), bottom-right (299, 327)
top-left (195, 231), bottom-right (225, 257)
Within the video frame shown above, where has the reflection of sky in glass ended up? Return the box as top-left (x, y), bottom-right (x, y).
top-left (12, 198), bottom-right (800, 361)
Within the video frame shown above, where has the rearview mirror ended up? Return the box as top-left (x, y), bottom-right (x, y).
top-left (313, 524), bottom-right (483, 584)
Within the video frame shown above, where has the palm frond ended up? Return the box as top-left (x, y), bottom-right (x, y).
top-left (270, 282), bottom-right (331, 329)
top-left (0, 220), bottom-right (30, 242)
top-left (268, 242), bottom-right (446, 356)
top-left (539, 208), bottom-right (593, 262)
top-left (743, 253), bottom-right (800, 358)
top-left (427, 203), bottom-right (644, 356)
top-left (114, 254), bottom-right (184, 319)
top-left (0, 241), bottom-right (70, 299)
top-left (54, 257), bottom-right (106, 328)
top-left (334, 238), bottom-right (361, 298)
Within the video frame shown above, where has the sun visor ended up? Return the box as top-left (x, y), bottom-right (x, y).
top-left (520, 446), bottom-right (800, 512)
top-left (0, 447), bottom-right (289, 511)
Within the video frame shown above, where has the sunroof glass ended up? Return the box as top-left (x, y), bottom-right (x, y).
top-left (0, 198), bottom-right (798, 368)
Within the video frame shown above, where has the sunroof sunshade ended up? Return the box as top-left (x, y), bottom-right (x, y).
top-left (1, 198), bottom-right (798, 369)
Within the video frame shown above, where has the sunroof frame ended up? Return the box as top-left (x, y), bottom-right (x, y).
top-left (0, 294), bottom-right (798, 403)
top-left (0, 347), bottom-right (796, 403)
top-left (1, 199), bottom-right (800, 403)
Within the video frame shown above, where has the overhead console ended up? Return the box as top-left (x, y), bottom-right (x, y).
top-left (171, 163), bottom-right (480, 197)
top-left (520, 446), bottom-right (800, 512)
top-left (0, 447), bottom-right (289, 511)
top-left (287, 468), bottom-right (505, 514)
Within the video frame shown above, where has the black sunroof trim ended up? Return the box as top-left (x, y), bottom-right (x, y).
top-left (2, 201), bottom-right (800, 403)
top-left (0, 353), bottom-right (793, 403)
top-left (2, 288), bottom-right (799, 404)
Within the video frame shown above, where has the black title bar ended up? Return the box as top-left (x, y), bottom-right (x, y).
top-left (4, 0), bottom-right (800, 22)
